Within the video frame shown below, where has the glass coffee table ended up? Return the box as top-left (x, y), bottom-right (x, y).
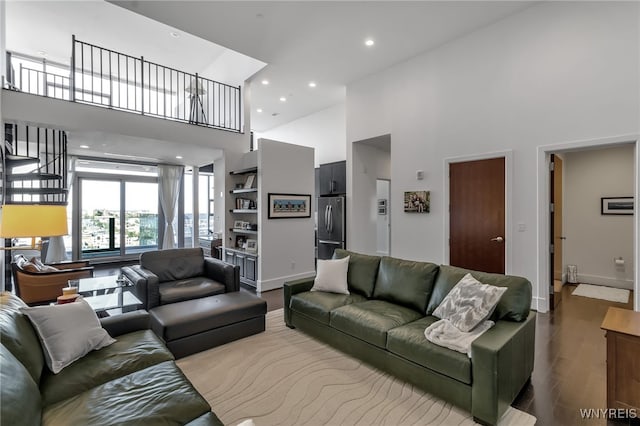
top-left (75, 275), bottom-right (142, 316)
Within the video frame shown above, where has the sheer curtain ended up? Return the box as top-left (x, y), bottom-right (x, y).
top-left (45, 156), bottom-right (76, 263)
top-left (158, 164), bottom-right (184, 249)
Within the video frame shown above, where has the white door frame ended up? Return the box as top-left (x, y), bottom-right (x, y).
top-left (443, 150), bottom-right (514, 274)
top-left (536, 134), bottom-right (639, 313)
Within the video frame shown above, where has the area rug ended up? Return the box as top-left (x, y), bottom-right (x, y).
top-left (177, 309), bottom-right (536, 426)
top-left (571, 284), bottom-right (630, 304)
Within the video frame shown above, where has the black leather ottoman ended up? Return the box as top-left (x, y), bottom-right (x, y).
top-left (149, 291), bottom-right (267, 358)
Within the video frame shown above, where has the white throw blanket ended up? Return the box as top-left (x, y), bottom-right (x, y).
top-left (424, 319), bottom-right (494, 358)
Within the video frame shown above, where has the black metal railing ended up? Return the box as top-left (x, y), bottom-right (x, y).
top-left (3, 37), bottom-right (243, 133)
top-left (72, 37), bottom-right (242, 132)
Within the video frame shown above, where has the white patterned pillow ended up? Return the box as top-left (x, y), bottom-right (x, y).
top-left (432, 273), bottom-right (507, 332)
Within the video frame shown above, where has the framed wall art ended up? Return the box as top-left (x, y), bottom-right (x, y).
top-left (268, 193), bottom-right (312, 219)
top-left (601, 197), bottom-right (634, 215)
top-left (404, 191), bottom-right (430, 213)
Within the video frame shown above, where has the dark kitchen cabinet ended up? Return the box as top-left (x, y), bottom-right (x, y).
top-left (319, 160), bottom-right (346, 196)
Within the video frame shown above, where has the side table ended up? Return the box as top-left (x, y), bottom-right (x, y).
top-left (601, 307), bottom-right (640, 413)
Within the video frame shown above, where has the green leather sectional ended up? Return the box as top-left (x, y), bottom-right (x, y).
top-left (284, 250), bottom-right (535, 426)
top-left (0, 292), bottom-right (221, 426)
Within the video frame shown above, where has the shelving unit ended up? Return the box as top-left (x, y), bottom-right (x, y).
top-left (227, 166), bottom-right (259, 288)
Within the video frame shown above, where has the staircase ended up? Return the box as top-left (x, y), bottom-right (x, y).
top-left (2, 123), bottom-right (68, 205)
top-left (2, 122), bottom-right (69, 291)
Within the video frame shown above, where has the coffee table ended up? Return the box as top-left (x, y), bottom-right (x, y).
top-left (76, 275), bottom-right (142, 315)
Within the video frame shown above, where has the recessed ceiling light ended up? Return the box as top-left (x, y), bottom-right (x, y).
top-left (261, 79), bottom-right (269, 85)
top-left (256, 108), bottom-right (263, 113)
top-left (37, 50), bottom-right (47, 57)
top-left (170, 31), bottom-right (180, 38)
top-left (279, 97), bottom-right (287, 102)
top-left (79, 145), bottom-right (90, 149)
top-left (308, 82), bottom-right (317, 88)
top-left (176, 155), bottom-right (183, 159)
top-left (365, 39), bottom-right (375, 47)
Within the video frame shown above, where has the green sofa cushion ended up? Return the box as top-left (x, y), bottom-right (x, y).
top-left (330, 300), bottom-right (423, 348)
top-left (290, 291), bottom-right (368, 325)
top-left (0, 293), bottom-right (45, 383)
top-left (386, 316), bottom-right (472, 384)
top-left (333, 249), bottom-right (381, 297)
top-left (426, 265), bottom-right (532, 322)
top-left (0, 345), bottom-right (42, 426)
top-left (40, 329), bottom-right (174, 406)
top-left (42, 360), bottom-right (212, 425)
top-left (373, 257), bottom-right (439, 313)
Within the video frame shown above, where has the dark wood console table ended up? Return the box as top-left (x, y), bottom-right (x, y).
top-left (601, 307), bottom-right (640, 413)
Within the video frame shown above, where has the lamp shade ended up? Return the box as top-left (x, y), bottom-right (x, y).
top-left (0, 205), bottom-right (68, 238)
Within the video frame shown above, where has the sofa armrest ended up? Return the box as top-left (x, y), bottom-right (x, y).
top-left (204, 257), bottom-right (240, 293)
top-left (100, 310), bottom-right (150, 337)
top-left (283, 276), bottom-right (315, 326)
top-left (47, 260), bottom-right (91, 270)
top-left (121, 265), bottom-right (160, 310)
top-left (470, 311), bottom-right (536, 425)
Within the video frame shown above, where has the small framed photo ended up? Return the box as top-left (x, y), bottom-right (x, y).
top-left (268, 193), bottom-right (312, 219)
top-left (244, 174), bottom-right (255, 189)
top-left (404, 191), bottom-right (430, 213)
top-left (233, 220), bottom-right (244, 230)
top-left (246, 239), bottom-right (257, 253)
top-left (601, 197), bottom-right (634, 215)
top-left (235, 235), bottom-right (247, 249)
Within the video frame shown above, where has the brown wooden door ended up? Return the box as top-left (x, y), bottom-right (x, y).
top-left (550, 154), bottom-right (564, 310)
top-left (450, 157), bottom-right (505, 274)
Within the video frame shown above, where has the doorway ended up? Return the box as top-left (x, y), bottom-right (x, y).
top-left (376, 179), bottom-right (390, 255)
top-left (537, 136), bottom-right (639, 313)
top-left (449, 157), bottom-right (506, 274)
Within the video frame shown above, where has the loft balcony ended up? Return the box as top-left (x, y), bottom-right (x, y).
top-left (4, 36), bottom-right (243, 133)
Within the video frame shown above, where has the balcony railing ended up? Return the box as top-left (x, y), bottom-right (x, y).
top-left (5, 36), bottom-right (243, 133)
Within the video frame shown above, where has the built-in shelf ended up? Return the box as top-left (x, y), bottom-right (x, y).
top-left (230, 228), bottom-right (258, 235)
top-left (230, 209), bottom-right (258, 214)
top-left (230, 188), bottom-right (258, 194)
top-left (229, 166), bottom-right (258, 175)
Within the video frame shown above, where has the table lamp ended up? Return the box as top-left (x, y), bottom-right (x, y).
top-left (0, 204), bottom-right (68, 250)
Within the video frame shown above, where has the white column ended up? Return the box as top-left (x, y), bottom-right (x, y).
top-left (192, 166), bottom-right (199, 247)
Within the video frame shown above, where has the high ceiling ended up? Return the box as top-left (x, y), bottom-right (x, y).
top-left (6, 1), bottom-right (534, 155)
top-left (112, 1), bottom-right (533, 132)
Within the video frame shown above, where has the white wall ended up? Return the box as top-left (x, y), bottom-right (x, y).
top-left (350, 139), bottom-right (390, 254)
top-left (256, 103), bottom-right (346, 167)
top-left (258, 138), bottom-right (315, 292)
top-left (346, 1), bottom-right (640, 310)
top-left (564, 145), bottom-right (635, 289)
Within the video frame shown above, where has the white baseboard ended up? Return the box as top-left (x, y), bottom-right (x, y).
top-left (531, 296), bottom-right (546, 313)
top-left (577, 274), bottom-right (634, 290)
top-left (257, 270), bottom-right (316, 293)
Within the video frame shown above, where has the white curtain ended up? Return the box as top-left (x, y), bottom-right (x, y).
top-left (45, 156), bottom-right (76, 263)
top-left (158, 164), bottom-right (184, 249)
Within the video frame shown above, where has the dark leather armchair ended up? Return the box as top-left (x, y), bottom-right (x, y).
top-left (11, 254), bottom-right (94, 305)
top-left (121, 248), bottom-right (239, 310)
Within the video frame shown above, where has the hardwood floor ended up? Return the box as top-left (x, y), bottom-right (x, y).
top-left (97, 263), bottom-right (638, 425)
top-left (512, 284), bottom-right (636, 426)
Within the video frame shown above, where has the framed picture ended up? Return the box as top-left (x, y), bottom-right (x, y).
top-left (268, 193), bottom-right (312, 219)
top-left (244, 174), bottom-right (255, 189)
top-left (601, 197), bottom-right (634, 215)
top-left (233, 220), bottom-right (244, 230)
top-left (235, 235), bottom-right (247, 249)
top-left (246, 239), bottom-right (257, 253)
top-left (404, 191), bottom-right (430, 213)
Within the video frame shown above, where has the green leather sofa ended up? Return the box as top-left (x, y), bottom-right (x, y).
top-left (0, 292), bottom-right (222, 426)
top-left (284, 250), bottom-right (535, 426)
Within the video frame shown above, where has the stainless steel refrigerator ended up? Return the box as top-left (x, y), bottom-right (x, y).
top-left (317, 196), bottom-right (345, 259)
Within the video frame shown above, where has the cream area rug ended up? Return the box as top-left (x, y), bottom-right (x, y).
top-left (178, 309), bottom-right (536, 426)
top-left (572, 284), bottom-right (630, 304)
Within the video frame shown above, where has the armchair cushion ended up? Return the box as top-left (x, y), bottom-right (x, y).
top-left (159, 278), bottom-right (226, 305)
top-left (140, 248), bottom-right (205, 282)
